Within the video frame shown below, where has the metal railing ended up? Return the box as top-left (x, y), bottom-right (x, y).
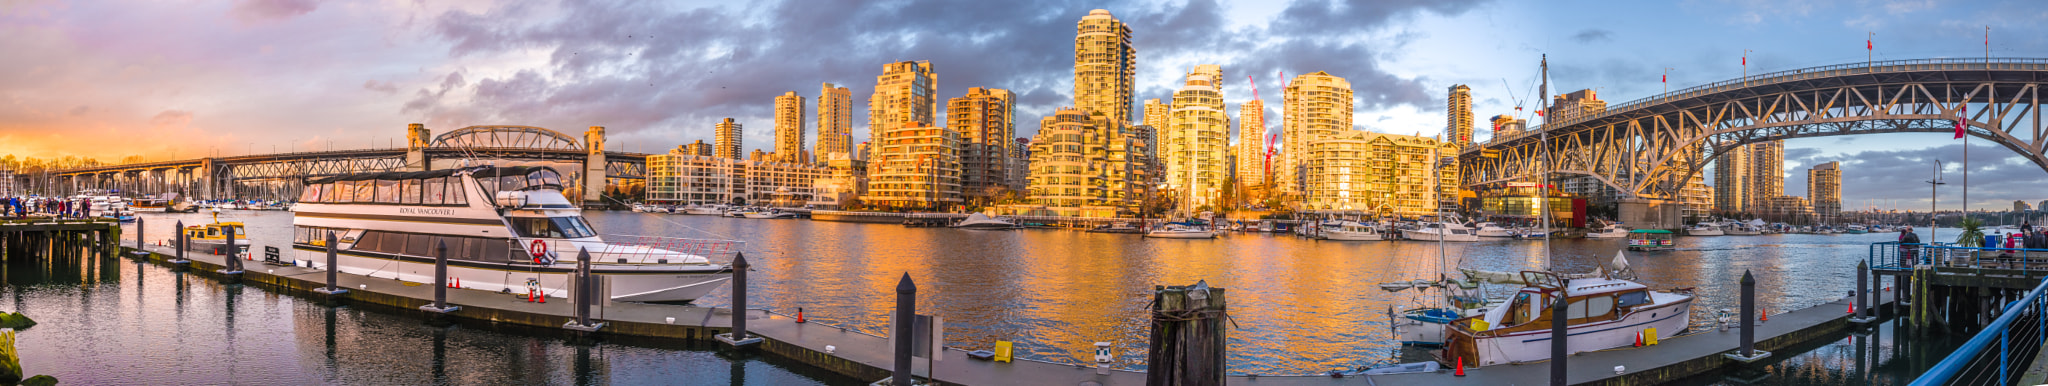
top-left (1912, 274), bottom-right (2048, 385)
top-left (591, 234), bottom-right (743, 265)
top-left (1869, 241), bottom-right (2048, 273)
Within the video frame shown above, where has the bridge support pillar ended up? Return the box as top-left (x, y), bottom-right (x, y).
top-left (583, 126), bottom-right (607, 209)
top-left (405, 123), bottom-right (431, 172)
top-left (1618, 198), bottom-right (1683, 230)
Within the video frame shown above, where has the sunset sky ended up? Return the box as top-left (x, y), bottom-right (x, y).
top-left (2, 0), bottom-right (2044, 209)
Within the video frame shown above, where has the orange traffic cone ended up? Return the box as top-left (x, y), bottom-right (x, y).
top-left (1760, 308), bottom-right (1769, 322)
top-left (1634, 331), bottom-right (1644, 347)
top-left (796, 307), bottom-right (807, 323)
top-left (1847, 303), bottom-right (1855, 314)
top-left (1454, 357), bottom-right (1466, 376)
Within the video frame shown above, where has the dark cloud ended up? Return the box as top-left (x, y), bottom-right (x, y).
top-left (1786, 142), bottom-right (2048, 209)
top-left (228, 0), bottom-right (318, 24)
top-left (1571, 29), bottom-right (1612, 43)
top-left (417, 0), bottom-right (1489, 148)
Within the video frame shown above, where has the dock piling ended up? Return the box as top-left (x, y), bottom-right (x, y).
top-left (170, 220), bottom-right (189, 266)
top-left (893, 273), bottom-right (915, 385)
top-left (217, 226), bottom-right (243, 281)
top-left (1853, 261), bottom-right (1875, 324)
top-left (1551, 278), bottom-right (1568, 386)
top-left (1726, 270), bottom-right (1771, 362)
top-left (313, 231), bottom-right (346, 299)
top-left (716, 253), bottom-right (758, 347)
top-left (131, 218), bottom-right (144, 256)
top-left (1146, 281), bottom-right (1228, 386)
top-left (419, 241), bottom-right (458, 315)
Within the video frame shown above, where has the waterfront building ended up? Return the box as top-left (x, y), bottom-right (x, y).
top-left (1300, 130), bottom-right (1458, 216)
top-left (749, 149), bottom-right (770, 163)
top-left (1026, 108), bottom-right (1114, 215)
top-left (1010, 137), bottom-right (1031, 192)
top-left (1075, 9), bottom-right (1135, 126)
top-left (680, 140), bottom-right (713, 157)
top-left (1745, 141), bottom-right (1785, 214)
top-left (1280, 71), bottom-right (1353, 195)
top-left (863, 121), bottom-right (961, 210)
top-left (1766, 195), bottom-right (1813, 223)
top-left (1562, 176), bottom-right (1621, 202)
top-left (1144, 98), bottom-right (1168, 128)
top-left (0, 163), bottom-right (14, 197)
top-left (1447, 85), bottom-right (1474, 146)
top-left (1115, 122), bottom-right (1158, 207)
top-left (820, 152), bottom-right (868, 206)
top-left (1808, 161), bottom-right (1841, 223)
top-left (1714, 145), bottom-right (1751, 213)
top-left (948, 87), bottom-right (1016, 201)
top-left (1235, 100), bottom-right (1267, 187)
top-left (870, 60), bottom-right (937, 147)
top-left (1548, 89), bottom-right (1608, 123)
top-left (774, 91), bottom-right (807, 164)
top-left (1163, 64), bottom-right (1229, 211)
top-left (818, 83), bottom-right (854, 161)
top-left (715, 118), bottom-right (742, 159)
top-left (647, 150), bottom-right (833, 207)
top-left (856, 142), bottom-right (872, 161)
top-left (1682, 175), bottom-right (1714, 221)
top-left (2017, 200), bottom-right (2033, 212)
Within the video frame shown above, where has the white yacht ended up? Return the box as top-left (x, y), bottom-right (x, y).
top-left (1322, 221), bottom-right (1383, 241)
top-left (742, 209), bottom-right (798, 219)
top-left (1440, 256), bottom-right (1694, 367)
top-left (1584, 224), bottom-right (1630, 239)
top-left (1684, 222), bottom-right (1725, 236)
top-left (1145, 222), bottom-right (1216, 239)
top-left (289, 166), bottom-right (740, 303)
top-left (1403, 222), bottom-right (1480, 242)
top-left (1473, 222), bottom-right (1517, 238)
top-left (683, 205), bottom-right (726, 215)
top-left (951, 213), bottom-right (1021, 230)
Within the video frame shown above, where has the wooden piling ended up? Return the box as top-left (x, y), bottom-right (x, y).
top-left (1146, 281), bottom-right (1227, 386)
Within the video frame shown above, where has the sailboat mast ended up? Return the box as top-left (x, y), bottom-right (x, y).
top-left (1539, 54), bottom-right (1554, 270)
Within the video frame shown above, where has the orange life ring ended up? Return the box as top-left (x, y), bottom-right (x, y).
top-left (529, 239), bottom-right (555, 265)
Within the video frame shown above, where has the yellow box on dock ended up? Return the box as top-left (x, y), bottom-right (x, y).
top-left (994, 341), bottom-right (1012, 363)
top-left (1645, 327), bottom-right (1659, 345)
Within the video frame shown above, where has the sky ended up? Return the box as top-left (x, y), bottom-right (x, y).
top-left (1, 0), bottom-right (2044, 210)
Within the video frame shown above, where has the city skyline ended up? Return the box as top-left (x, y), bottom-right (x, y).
top-left (1, 0), bottom-right (2045, 208)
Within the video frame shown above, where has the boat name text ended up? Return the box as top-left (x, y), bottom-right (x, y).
top-left (399, 208), bottom-right (458, 215)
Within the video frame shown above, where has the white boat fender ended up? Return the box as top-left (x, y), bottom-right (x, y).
top-left (1615, 365), bottom-right (1626, 374)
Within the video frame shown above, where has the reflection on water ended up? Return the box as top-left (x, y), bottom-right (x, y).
top-left (6, 231), bottom-right (848, 385)
top-left (116, 211), bottom-right (1933, 379)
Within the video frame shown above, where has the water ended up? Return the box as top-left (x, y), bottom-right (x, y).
top-left (104, 211), bottom-right (1960, 382)
top-left (10, 224), bottom-right (853, 385)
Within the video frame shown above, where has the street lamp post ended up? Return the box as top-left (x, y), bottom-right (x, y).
top-left (1929, 160), bottom-right (1945, 241)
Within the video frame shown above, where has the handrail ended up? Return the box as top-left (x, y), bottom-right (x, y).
top-left (1911, 274), bottom-right (2048, 385)
top-left (1473, 57), bottom-right (2048, 150)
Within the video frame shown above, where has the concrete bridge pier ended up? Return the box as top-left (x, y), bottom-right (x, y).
top-left (1618, 198), bottom-right (1683, 230)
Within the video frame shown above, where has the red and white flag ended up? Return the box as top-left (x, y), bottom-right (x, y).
top-left (1955, 104), bottom-right (1968, 139)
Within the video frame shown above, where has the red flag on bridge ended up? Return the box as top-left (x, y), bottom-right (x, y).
top-left (1741, 56), bottom-right (1746, 66)
top-left (1867, 39), bottom-right (1872, 50)
top-left (1955, 104), bottom-right (1968, 139)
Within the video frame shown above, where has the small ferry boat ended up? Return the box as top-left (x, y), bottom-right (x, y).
top-left (289, 166), bottom-right (740, 303)
top-left (131, 193), bottom-right (179, 213)
top-left (1440, 266), bottom-right (1694, 367)
top-left (1322, 221), bottom-right (1383, 241)
top-left (951, 213), bottom-right (1021, 230)
top-left (182, 211), bottom-right (251, 255)
top-left (1626, 229), bottom-right (1676, 251)
top-left (1145, 222), bottom-right (1216, 239)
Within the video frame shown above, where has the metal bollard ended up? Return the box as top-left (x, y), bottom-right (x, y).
top-left (1550, 278), bottom-right (1569, 386)
top-left (576, 248), bottom-right (593, 327)
top-left (894, 273), bottom-right (916, 386)
top-left (730, 253), bottom-right (748, 340)
top-left (313, 231), bottom-right (345, 296)
top-left (433, 241), bottom-right (448, 309)
top-left (222, 226), bottom-right (243, 273)
top-left (173, 220), bottom-right (188, 263)
top-left (1741, 270), bottom-right (1755, 356)
top-left (134, 217), bottom-right (144, 252)
top-left (1854, 261), bottom-right (1871, 322)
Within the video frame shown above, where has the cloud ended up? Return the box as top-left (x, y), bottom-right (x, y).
top-left (1571, 29), bottom-right (1612, 43)
top-left (149, 110), bottom-right (193, 127)
top-left (1785, 142), bottom-right (2048, 209)
top-left (362, 80), bottom-right (398, 94)
top-left (228, 0), bottom-right (318, 24)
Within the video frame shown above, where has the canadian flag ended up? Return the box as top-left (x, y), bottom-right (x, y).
top-left (1954, 104), bottom-right (1968, 139)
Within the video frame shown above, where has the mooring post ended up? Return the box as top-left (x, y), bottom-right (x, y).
top-left (577, 248), bottom-right (592, 327)
top-left (1724, 270), bottom-right (1771, 362)
top-left (894, 273), bottom-right (916, 386)
top-left (312, 231), bottom-right (346, 298)
top-left (218, 226), bottom-right (244, 278)
top-left (418, 241), bottom-right (458, 315)
top-left (133, 217), bottom-right (144, 255)
top-left (1550, 278), bottom-right (1568, 386)
top-left (1853, 261), bottom-right (1874, 324)
top-left (171, 220), bottom-right (189, 266)
top-left (713, 253), bottom-right (756, 346)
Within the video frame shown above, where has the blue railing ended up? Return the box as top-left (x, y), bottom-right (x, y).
top-left (1869, 241), bottom-right (2048, 273)
top-left (1911, 275), bottom-right (2048, 385)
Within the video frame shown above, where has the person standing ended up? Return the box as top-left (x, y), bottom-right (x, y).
top-left (1900, 226), bottom-right (1922, 267)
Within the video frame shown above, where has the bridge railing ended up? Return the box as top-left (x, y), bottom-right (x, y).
top-left (1910, 271), bottom-right (2048, 386)
top-left (1870, 241), bottom-right (2048, 273)
top-left (1478, 57), bottom-right (2048, 150)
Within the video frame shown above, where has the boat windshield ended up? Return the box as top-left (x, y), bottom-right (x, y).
top-left (507, 217), bottom-right (597, 239)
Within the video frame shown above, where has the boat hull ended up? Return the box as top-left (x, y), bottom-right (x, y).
top-left (1145, 231), bottom-right (1216, 239)
top-left (1584, 232), bottom-right (1628, 239)
top-left (295, 246), bottom-right (732, 303)
top-left (1402, 230), bottom-right (1479, 242)
top-left (1453, 297), bottom-right (1692, 367)
top-left (1323, 231), bottom-right (1382, 241)
top-left (1684, 228), bottom-right (1724, 236)
top-left (1475, 229), bottom-right (1517, 238)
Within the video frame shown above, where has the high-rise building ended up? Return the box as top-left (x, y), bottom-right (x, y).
top-left (1808, 161), bottom-right (1841, 223)
top-left (948, 87), bottom-right (1016, 200)
top-left (1143, 98), bottom-right (1168, 128)
top-left (1280, 71), bottom-right (1353, 195)
top-left (818, 83), bottom-right (854, 161)
top-left (715, 118), bottom-right (742, 159)
top-left (1767, 195), bottom-right (1813, 223)
top-left (1028, 107), bottom-right (1118, 212)
top-left (863, 121), bottom-right (961, 210)
top-left (1300, 131), bottom-right (1459, 215)
top-left (1075, 9), bottom-right (1136, 125)
top-left (680, 140), bottom-right (713, 157)
top-left (646, 150), bottom-right (833, 206)
top-left (1235, 100), bottom-right (1267, 187)
top-left (1714, 145), bottom-right (1751, 213)
top-left (1164, 64), bottom-right (1228, 211)
top-left (1447, 84), bottom-right (1474, 146)
top-left (1549, 89), bottom-right (1609, 122)
top-left (774, 91), bottom-right (807, 164)
top-left (1746, 141), bottom-right (1784, 213)
top-left (870, 60), bottom-right (937, 147)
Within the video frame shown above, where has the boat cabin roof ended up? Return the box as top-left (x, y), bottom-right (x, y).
top-left (307, 165), bottom-right (560, 185)
top-left (1630, 229), bottom-right (1673, 234)
top-left (1558, 277), bottom-right (1649, 295)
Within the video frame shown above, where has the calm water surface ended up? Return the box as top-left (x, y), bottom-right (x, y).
top-left (93, 210), bottom-right (1962, 382)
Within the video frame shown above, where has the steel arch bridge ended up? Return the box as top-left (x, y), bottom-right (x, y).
top-left (1461, 58), bottom-right (2048, 201)
top-left (22, 125), bottom-right (649, 201)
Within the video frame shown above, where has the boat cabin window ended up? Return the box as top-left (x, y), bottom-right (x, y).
top-left (528, 170), bottom-right (562, 187)
top-left (499, 175), bottom-right (528, 192)
top-left (401, 179), bottom-right (423, 204)
top-left (352, 180), bottom-right (375, 203)
top-left (1567, 295), bottom-right (1617, 320)
top-left (1616, 290), bottom-right (1651, 308)
top-left (508, 217), bottom-right (597, 239)
top-left (476, 175), bottom-right (500, 198)
top-left (293, 226), bottom-right (348, 245)
top-left (299, 184), bottom-right (323, 202)
top-left (1506, 293), bottom-right (1536, 325)
top-left (350, 231), bottom-right (525, 263)
top-left (374, 180), bottom-right (400, 203)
